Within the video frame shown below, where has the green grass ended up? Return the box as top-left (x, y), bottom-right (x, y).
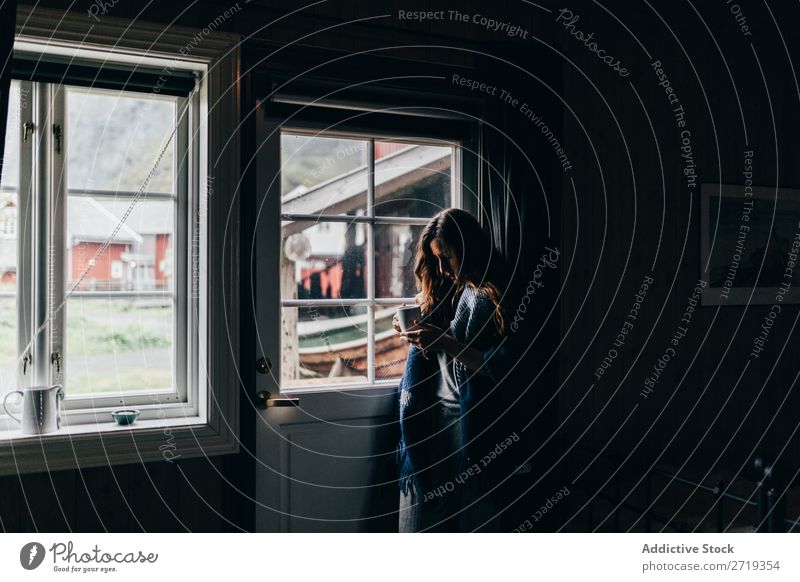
top-left (66, 317), bottom-right (170, 354)
top-left (0, 300), bottom-right (173, 395)
top-left (65, 301), bottom-right (171, 355)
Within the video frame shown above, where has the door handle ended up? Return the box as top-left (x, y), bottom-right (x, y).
top-left (255, 390), bottom-right (299, 409)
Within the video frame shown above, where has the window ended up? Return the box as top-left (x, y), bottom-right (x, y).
top-left (279, 132), bottom-right (457, 389)
top-left (0, 7), bottom-right (240, 475)
top-left (0, 73), bottom-right (192, 430)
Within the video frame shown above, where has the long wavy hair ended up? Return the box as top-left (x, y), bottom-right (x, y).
top-left (413, 208), bottom-right (508, 334)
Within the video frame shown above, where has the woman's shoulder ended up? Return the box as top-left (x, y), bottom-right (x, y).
top-left (456, 285), bottom-right (498, 325)
top-left (459, 284), bottom-right (494, 309)
top-left (453, 285), bottom-right (501, 344)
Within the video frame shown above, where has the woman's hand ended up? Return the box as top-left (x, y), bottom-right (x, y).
top-left (404, 321), bottom-right (491, 375)
top-left (392, 303), bottom-right (417, 333)
top-left (400, 321), bottom-right (452, 354)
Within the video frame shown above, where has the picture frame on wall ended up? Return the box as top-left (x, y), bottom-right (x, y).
top-left (701, 183), bottom-right (800, 306)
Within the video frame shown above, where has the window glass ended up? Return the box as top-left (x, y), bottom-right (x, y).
top-left (279, 132), bottom-right (455, 388)
top-left (65, 297), bottom-right (173, 395)
top-left (281, 220), bottom-right (367, 301)
top-left (280, 135), bottom-right (368, 215)
top-left (65, 88), bottom-right (178, 395)
top-left (281, 305), bottom-right (369, 388)
top-left (373, 305), bottom-right (407, 382)
top-left (66, 198), bottom-right (175, 293)
top-left (0, 81), bottom-right (20, 402)
top-left (374, 223), bottom-right (420, 299)
top-left (373, 141), bottom-right (451, 217)
top-left (67, 88), bottom-right (175, 193)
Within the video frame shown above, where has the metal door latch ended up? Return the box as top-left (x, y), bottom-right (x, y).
top-left (255, 391), bottom-right (299, 409)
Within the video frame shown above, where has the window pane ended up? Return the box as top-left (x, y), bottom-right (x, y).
top-left (0, 298), bottom-right (17, 400)
top-left (65, 194), bottom-right (176, 395)
top-left (374, 305), bottom-right (407, 381)
top-left (281, 220), bottom-right (367, 301)
top-left (65, 297), bottom-right (173, 395)
top-left (0, 82), bottom-right (20, 402)
top-left (281, 305), bottom-right (369, 388)
top-left (280, 134), bottom-right (368, 215)
top-left (67, 198), bottom-right (175, 292)
top-left (1, 81), bottom-right (20, 190)
top-left (374, 223), bottom-right (420, 298)
top-left (373, 141), bottom-right (452, 218)
top-left (67, 88), bottom-right (176, 193)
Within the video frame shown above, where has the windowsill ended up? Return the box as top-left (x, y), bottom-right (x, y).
top-left (0, 414), bottom-right (206, 442)
top-left (0, 411), bottom-right (238, 476)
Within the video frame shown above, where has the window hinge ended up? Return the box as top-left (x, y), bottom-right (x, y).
top-left (53, 124), bottom-right (62, 154)
top-left (23, 121), bottom-right (34, 143)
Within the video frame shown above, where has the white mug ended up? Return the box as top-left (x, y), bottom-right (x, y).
top-left (3, 385), bottom-right (64, 435)
top-left (396, 305), bottom-right (422, 332)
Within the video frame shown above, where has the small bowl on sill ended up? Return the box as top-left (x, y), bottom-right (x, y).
top-left (111, 409), bottom-right (140, 426)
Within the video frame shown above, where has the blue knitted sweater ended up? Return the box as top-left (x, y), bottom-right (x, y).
top-left (396, 285), bottom-right (503, 496)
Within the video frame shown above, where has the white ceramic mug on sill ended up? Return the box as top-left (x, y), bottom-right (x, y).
top-left (3, 385), bottom-right (64, 435)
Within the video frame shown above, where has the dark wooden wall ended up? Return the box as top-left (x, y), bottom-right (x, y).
top-left (2, 0), bottom-right (798, 531)
top-left (557, 1), bottom-right (800, 492)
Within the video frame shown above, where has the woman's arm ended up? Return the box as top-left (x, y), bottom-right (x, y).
top-left (400, 323), bottom-right (490, 375)
top-left (440, 334), bottom-right (490, 375)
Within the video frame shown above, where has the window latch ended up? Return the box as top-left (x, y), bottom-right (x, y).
top-left (23, 121), bottom-right (34, 143)
top-left (51, 351), bottom-right (61, 374)
top-left (52, 124), bottom-right (62, 154)
top-left (22, 351), bottom-right (31, 375)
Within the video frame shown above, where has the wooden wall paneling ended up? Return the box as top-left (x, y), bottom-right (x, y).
top-left (178, 457), bottom-right (228, 532)
top-left (72, 465), bottom-right (129, 532)
top-left (127, 460), bottom-right (182, 532)
top-left (0, 472), bottom-right (22, 531)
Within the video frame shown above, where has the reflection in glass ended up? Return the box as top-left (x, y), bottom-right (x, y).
top-left (373, 305), bottom-right (408, 381)
top-left (281, 221), bottom-right (367, 301)
top-left (374, 223), bottom-right (420, 299)
top-left (281, 306), bottom-right (369, 387)
top-left (67, 88), bottom-right (176, 193)
top-left (280, 134), bottom-right (368, 215)
top-left (373, 141), bottom-right (452, 218)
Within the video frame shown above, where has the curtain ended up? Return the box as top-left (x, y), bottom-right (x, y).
top-left (476, 43), bottom-right (566, 530)
top-left (0, 0), bottom-right (17, 182)
top-left (478, 43), bottom-right (563, 314)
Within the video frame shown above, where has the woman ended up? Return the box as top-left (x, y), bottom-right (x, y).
top-left (394, 208), bottom-right (509, 532)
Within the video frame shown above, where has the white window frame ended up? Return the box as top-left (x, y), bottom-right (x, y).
top-left (0, 5), bottom-right (241, 475)
top-left (277, 128), bottom-right (463, 393)
top-left (3, 80), bottom-right (190, 416)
